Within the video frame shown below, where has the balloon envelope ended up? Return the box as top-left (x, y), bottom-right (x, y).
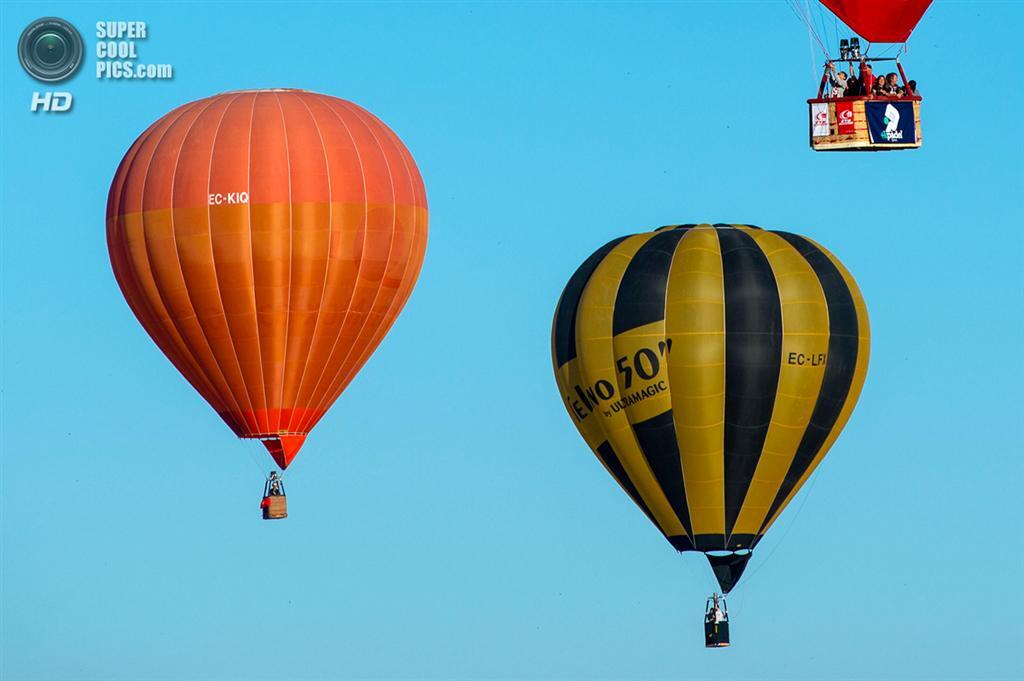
top-left (820, 0), bottom-right (932, 43)
top-left (107, 89), bottom-right (428, 468)
top-left (552, 224), bottom-right (869, 588)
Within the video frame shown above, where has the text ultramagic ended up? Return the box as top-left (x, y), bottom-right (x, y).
top-left (564, 339), bottom-right (672, 422)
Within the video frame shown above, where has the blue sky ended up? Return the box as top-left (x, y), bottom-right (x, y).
top-left (2, 2), bottom-right (1021, 680)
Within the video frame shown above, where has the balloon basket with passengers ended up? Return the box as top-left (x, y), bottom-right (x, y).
top-left (793, 1), bottom-right (931, 152)
top-left (260, 471), bottom-right (288, 520)
top-left (704, 592), bottom-right (730, 648)
top-left (808, 56), bottom-right (922, 152)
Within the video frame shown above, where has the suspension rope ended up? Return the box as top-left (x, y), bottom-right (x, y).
top-left (875, 41), bottom-right (900, 58)
top-left (812, 0), bottom-right (832, 56)
top-left (786, 0), bottom-right (830, 58)
top-left (808, 24), bottom-right (817, 78)
top-left (832, 13), bottom-right (840, 55)
top-left (729, 470), bottom-right (823, 593)
top-left (241, 438), bottom-right (280, 491)
top-left (784, 0), bottom-right (818, 78)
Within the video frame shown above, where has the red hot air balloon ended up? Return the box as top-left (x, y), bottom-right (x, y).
top-left (107, 89), bottom-right (427, 470)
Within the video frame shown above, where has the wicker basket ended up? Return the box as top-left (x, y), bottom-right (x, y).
top-left (262, 495), bottom-right (288, 520)
top-left (808, 97), bottom-right (922, 151)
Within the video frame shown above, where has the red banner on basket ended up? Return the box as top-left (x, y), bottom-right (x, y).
top-left (837, 101), bottom-right (856, 135)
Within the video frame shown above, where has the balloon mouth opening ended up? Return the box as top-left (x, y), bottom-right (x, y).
top-left (250, 434), bottom-right (307, 469)
top-left (706, 549), bottom-right (752, 557)
top-left (707, 552), bottom-right (753, 594)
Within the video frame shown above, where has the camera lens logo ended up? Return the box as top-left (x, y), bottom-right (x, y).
top-left (18, 17), bottom-right (83, 83)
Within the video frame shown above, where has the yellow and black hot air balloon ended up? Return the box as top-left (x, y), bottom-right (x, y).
top-left (551, 224), bottom-right (869, 596)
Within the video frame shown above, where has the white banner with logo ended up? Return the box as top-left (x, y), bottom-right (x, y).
top-left (811, 102), bottom-right (830, 137)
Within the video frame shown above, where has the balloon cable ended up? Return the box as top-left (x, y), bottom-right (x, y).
top-left (241, 438), bottom-right (277, 481)
top-left (786, 0), bottom-right (820, 78)
top-left (812, 0), bottom-right (831, 56)
top-left (729, 467), bottom-right (823, 593)
top-left (786, 0), bottom-right (830, 60)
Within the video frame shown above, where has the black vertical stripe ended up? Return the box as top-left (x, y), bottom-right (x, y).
top-left (717, 227), bottom-right (783, 541)
top-left (552, 236), bottom-right (628, 368)
top-left (595, 440), bottom-right (658, 527)
top-left (612, 229), bottom-right (693, 534)
top-left (762, 232), bottom-right (860, 530)
top-left (632, 410), bottom-right (693, 536)
top-left (612, 228), bottom-right (688, 335)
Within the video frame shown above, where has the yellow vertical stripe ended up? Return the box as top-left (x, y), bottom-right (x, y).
top-left (612, 320), bottom-right (673, 423)
top-left (729, 226), bottom-right (830, 537)
top-left (665, 225), bottom-right (725, 537)
top-left (575, 233), bottom-right (687, 539)
top-left (761, 238), bottom-right (870, 531)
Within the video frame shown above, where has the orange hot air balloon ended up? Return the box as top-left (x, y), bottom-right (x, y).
top-left (107, 89), bottom-right (428, 470)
